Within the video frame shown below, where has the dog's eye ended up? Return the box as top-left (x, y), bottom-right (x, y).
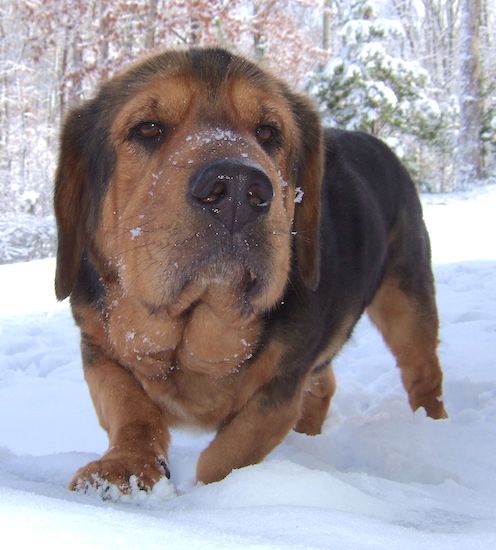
top-left (256, 125), bottom-right (277, 146)
top-left (135, 122), bottom-right (164, 140)
top-left (130, 121), bottom-right (166, 152)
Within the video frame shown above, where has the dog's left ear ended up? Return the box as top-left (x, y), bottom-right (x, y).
top-left (288, 93), bottom-right (324, 291)
top-left (54, 101), bottom-right (114, 300)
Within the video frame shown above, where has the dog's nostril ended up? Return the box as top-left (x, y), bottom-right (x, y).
top-left (197, 181), bottom-right (226, 204)
top-left (247, 183), bottom-right (271, 207)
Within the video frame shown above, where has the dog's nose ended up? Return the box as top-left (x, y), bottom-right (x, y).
top-left (190, 159), bottom-right (274, 234)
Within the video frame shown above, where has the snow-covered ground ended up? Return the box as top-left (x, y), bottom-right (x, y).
top-left (1, 186), bottom-right (495, 549)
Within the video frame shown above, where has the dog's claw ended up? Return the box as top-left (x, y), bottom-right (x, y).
top-left (159, 458), bottom-right (171, 479)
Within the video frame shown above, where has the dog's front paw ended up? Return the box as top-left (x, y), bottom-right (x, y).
top-left (69, 451), bottom-right (171, 499)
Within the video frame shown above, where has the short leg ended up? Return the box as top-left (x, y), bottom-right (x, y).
top-left (69, 345), bottom-right (171, 494)
top-left (294, 366), bottom-right (336, 435)
top-left (367, 276), bottom-right (447, 419)
top-left (196, 384), bottom-right (304, 484)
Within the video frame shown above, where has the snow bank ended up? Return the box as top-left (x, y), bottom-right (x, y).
top-left (0, 186), bottom-right (495, 548)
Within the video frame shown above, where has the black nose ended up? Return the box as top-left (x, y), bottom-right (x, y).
top-left (190, 159), bottom-right (274, 234)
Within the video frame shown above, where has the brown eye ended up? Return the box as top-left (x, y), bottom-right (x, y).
top-left (135, 122), bottom-right (164, 139)
top-left (132, 122), bottom-right (166, 152)
top-left (256, 125), bottom-right (277, 146)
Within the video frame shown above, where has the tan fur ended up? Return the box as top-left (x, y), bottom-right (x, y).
top-left (196, 388), bottom-right (304, 484)
top-left (97, 75), bottom-right (296, 314)
top-left (295, 368), bottom-right (337, 436)
top-left (68, 352), bottom-right (171, 493)
top-left (367, 277), bottom-right (448, 419)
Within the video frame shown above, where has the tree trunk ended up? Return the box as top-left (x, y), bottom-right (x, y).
top-left (189, 5), bottom-right (201, 45)
top-left (98, 4), bottom-right (110, 80)
top-left (457, 0), bottom-right (482, 189)
top-left (322, 0), bottom-right (332, 50)
top-left (145, 0), bottom-right (159, 49)
top-left (253, 1), bottom-right (265, 58)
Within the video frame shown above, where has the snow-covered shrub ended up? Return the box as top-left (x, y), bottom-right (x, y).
top-left (0, 214), bottom-right (56, 264)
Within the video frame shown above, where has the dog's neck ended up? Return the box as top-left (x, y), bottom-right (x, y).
top-left (102, 280), bottom-right (262, 379)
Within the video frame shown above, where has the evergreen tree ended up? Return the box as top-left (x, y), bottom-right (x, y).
top-left (310, 1), bottom-right (458, 190)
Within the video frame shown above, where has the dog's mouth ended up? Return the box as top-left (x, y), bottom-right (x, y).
top-left (137, 220), bottom-right (274, 320)
top-left (146, 258), bottom-right (264, 321)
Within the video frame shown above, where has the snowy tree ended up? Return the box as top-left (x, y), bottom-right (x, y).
top-left (392, 0), bottom-right (494, 186)
top-left (310, 2), bottom-right (458, 190)
top-left (313, 20), bottom-right (436, 136)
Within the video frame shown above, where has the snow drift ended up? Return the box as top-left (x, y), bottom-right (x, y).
top-left (0, 187), bottom-right (495, 549)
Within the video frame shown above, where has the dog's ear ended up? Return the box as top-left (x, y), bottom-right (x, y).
top-left (288, 93), bottom-right (324, 291)
top-left (54, 103), bottom-right (114, 300)
top-left (54, 108), bottom-right (90, 300)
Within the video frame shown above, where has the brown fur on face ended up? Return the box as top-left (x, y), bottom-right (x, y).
top-left (98, 74), bottom-right (298, 315)
top-left (55, 48), bottom-right (446, 496)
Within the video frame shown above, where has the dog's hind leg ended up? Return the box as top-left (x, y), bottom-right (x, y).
top-left (367, 274), bottom-right (448, 419)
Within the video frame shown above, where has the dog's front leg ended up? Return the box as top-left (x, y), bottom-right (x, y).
top-left (196, 380), bottom-right (303, 484)
top-left (69, 347), bottom-right (170, 495)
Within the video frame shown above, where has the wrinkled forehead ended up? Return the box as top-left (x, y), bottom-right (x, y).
top-left (110, 55), bottom-right (295, 136)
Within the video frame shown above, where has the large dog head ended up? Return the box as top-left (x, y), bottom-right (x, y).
top-left (54, 48), bottom-right (323, 318)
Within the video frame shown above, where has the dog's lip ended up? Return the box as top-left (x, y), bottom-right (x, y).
top-left (145, 265), bottom-right (261, 318)
top-left (232, 269), bottom-right (259, 318)
top-left (244, 269), bottom-right (259, 296)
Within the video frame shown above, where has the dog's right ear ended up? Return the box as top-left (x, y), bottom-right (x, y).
top-left (54, 103), bottom-right (114, 300)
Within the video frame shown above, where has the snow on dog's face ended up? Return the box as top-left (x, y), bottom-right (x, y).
top-left (54, 49), bottom-right (323, 321)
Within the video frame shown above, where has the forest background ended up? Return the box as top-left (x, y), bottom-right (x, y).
top-left (0, 0), bottom-right (495, 263)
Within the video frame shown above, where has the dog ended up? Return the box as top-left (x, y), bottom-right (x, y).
top-left (54, 48), bottom-right (447, 494)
